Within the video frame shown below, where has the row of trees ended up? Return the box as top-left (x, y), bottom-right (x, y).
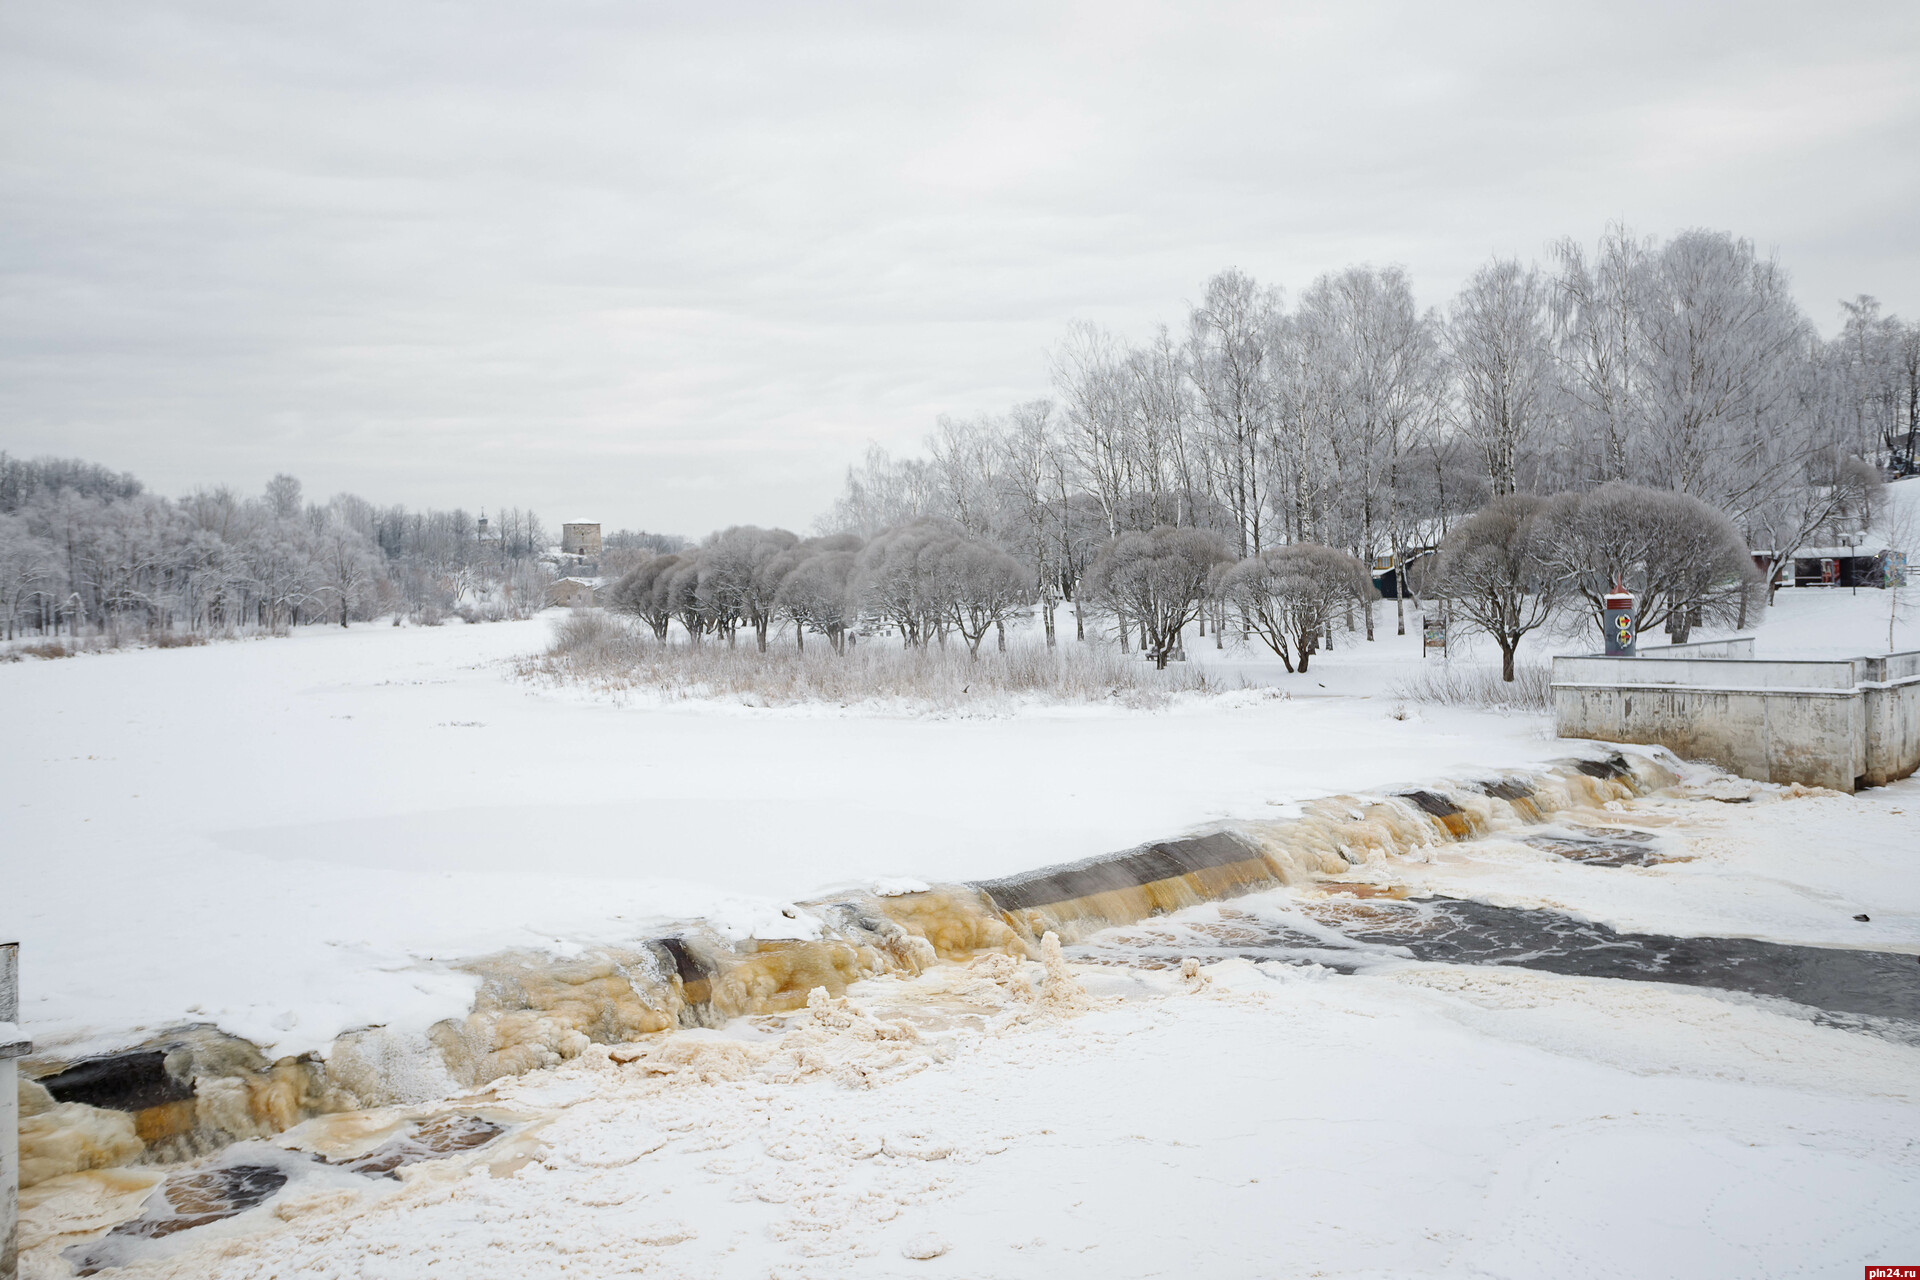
top-left (607, 523), bottom-right (1032, 658)
top-left (819, 226), bottom-right (1902, 644)
top-left (607, 519), bottom-right (1288, 668)
top-left (607, 480), bottom-right (1765, 677)
top-left (0, 454), bottom-right (603, 639)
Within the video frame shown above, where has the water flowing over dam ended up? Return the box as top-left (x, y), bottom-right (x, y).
top-left (18, 745), bottom-right (1918, 1269)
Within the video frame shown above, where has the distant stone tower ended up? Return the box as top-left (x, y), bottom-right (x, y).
top-left (561, 521), bottom-right (602, 557)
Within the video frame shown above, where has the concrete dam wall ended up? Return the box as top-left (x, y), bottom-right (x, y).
top-left (1552, 639), bottom-right (1920, 792)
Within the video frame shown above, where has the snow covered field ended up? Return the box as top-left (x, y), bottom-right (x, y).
top-left (6, 572), bottom-right (1920, 1278)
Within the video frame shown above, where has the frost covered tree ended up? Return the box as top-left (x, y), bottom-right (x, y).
top-left (1827, 296), bottom-right (1919, 476)
top-left (819, 445), bottom-right (935, 538)
top-left (1127, 325), bottom-right (1204, 529)
top-left (1188, 270), bottom-right (1278, 558)
top-left (317, 514), bottom-right (381, 627)
top-left (1549, 225), bottom-right (1651, 485)
top-left (1085, 526), bottom-right (1231, 668)
top-left (1549, 226), bottom-right (1817, 516)
top-left (1218, 543), bottom-right (1370, 673)
top-left (665, 557), bottom-right (710, 642)
top-left (1448, 259), bottom-right (1554, 498)
top-left (774, 544), bottom-right (860, 652)
top-left (0, 512), bottom-right (57, 639)
top-left (996, 400), bottom-right (1067, 646)
top-left (1539, 483), bottom-right (1762, 645)
top-left (1876, 484), bottom-right (1918, 652)
top-left (854, 519), bottom-right (957, 647)
top-left (1300, 265), bottom-right (1443, 639)
top-left (927, 415), bottom-right (1004, 538)
top-left (1437, 496), bottom-right (1565, 680)
top-left (1743, 430), bottom-right (1882, 603)
top-left (265, 473), bottom-right (304, 521)
top-left (1634, 231), bottom-right (1807, 512)
top-left (929, 536), bottom-right (1031, 657)
top-left (1053, 321), bottom-right (1136, 541)
top-left (609, 553), bottom-right (681, 639)
top-left (691, 526), bottom-right (799, 651)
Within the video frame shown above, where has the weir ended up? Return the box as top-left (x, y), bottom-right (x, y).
top-left (12, 749), bottom-right (1677, 1202)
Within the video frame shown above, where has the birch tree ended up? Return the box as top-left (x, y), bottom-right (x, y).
top-left (1188, 270), bottom-right (1278, 557)
top-left (1448, 258), bottom-right (1555, 497)
top-left (1550, 225), bottom-right (1651, 485)
top-left (1052, 321), bottom-right (1133, 539)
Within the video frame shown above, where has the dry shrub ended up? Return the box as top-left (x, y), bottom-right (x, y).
top-left (16, 641), bottom-right (75, 660)
top-left (149, 631), bottom-right (208, 649)
top-left (523, 612), bottom-right (1242, 711)
top-left (1388, 661), bottom-right (1552, 713)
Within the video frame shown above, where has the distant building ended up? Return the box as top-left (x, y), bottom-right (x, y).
top-left (1371, 547), bottom-right (1438, 600)
top-left (561, 521), bottom-right (602, 556)
top-left (1792, 546), bottom-right (1903, 589)
top-left (547, 577), bottom-right (597, 608)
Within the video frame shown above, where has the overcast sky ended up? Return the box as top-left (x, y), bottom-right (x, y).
top-left (3, 1), bottom-right (1916, 535)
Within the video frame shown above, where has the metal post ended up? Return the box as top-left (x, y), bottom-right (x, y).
top-left (2, 942), bottom-right (28, 1280)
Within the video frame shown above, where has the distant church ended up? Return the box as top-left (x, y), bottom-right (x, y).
top-left (561, 521), bottom-right (602, 557)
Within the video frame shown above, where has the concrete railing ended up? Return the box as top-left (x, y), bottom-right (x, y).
top-left (1552, 646), bottom-right (1920, 792)
top-left (3, 942), bottom-right (25, 1280)
top-left (1864, 652), bottom-right (1920, 683)
top-left (1553, 654), bottom-right (1866, 692)
top-left (1630, 637), bottom-right (1757, 661)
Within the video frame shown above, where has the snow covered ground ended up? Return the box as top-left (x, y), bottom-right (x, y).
top-left (6, 519), bottom-right (1920, 1277)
